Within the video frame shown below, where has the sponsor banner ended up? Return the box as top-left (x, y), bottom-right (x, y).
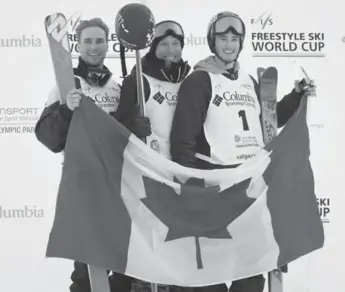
top-left (0, 35), bottom-right (42, 48)
top-left (250, 11), bottom-right (326, 58)
top-left (0, 107), bottom-right (41, 134)
top-left (0, 205), bottom-right (45, 219)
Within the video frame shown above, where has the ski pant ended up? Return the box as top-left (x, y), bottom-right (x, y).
top-left (170, 274), bottom-right (265, 292)
top-left (131, 279), bottom-right (171, 292)
top-left (69, 262), bottom-right (265, 292)
top-left (69, 261), bottom-right (133, 292)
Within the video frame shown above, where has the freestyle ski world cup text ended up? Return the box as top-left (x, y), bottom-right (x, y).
top-left (66, 14), bottom-right (133, 55)
top-left (251, 32), bottom-right (324, 52)
top-left (68, 31), bottom-right (134, 54)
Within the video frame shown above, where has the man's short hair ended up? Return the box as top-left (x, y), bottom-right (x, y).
top-left (76, 18), bottom-right (109, 42)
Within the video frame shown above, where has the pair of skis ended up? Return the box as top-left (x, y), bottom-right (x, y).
top-left (258, 66), bottom-right (278, 144)
top-left (258, 65), bottom-right (312, 144)
top-left (258, 67), bottom-right (285, 292)
top-left (258, 65), bottom-right (313, 292)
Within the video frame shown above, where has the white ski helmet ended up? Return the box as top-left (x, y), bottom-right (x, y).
top-left (207, 11), bottom-right (246, 57)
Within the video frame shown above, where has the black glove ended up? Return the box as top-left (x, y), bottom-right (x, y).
top-left (127, 106), bottom-right (151, 138)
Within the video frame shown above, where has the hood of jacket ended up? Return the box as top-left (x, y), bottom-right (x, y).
top-left (193, 55), bottom-right (240, 76)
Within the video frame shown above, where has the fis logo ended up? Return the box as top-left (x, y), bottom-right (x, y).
top-left (251, 11), bottom-right (273, 30)
top-left (67, 11), bottom-right (84, 32)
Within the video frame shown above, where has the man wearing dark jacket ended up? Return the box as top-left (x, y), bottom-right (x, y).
top-left (115, 20), bottom-right (190, 292)
top-left (115, 20), bottom-right (190, 160)
top-left (35, 18), bottom-right (133, 292)
top-left (170, 11), bottom-right (315, 292)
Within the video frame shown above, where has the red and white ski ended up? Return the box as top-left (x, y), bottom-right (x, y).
top-left (258, 67), bottom-right (278, 144)
top-left (45, 13), bottom-right (75, 103)
top-left (257, 67), bottom-right (265, 81)
top-left (45, 12), bottom-right (111, 292)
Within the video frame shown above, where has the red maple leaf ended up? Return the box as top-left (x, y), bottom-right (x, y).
top-left (141, 176), bottom-right (255, 269)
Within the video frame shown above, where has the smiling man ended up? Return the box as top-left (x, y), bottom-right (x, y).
top-left (35, 18), bottom-right (133, 292)
top-left (115, 20), bottom-right (191, 159)
top-left (170, 11), bottom-right (311, 172)
top-left (36, 18), bottom-right (122, 153)
top-left (170, 11), bottom-right (314, 292)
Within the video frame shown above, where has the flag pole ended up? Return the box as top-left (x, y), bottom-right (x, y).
top-left (135, 49), bottom-right (157, 292)
top-left (88, 265), bottom-right (111, 292)
top-left (135, 49), bottom-right (147, 144)
top-left (268, 269), bottom-right (283, 292)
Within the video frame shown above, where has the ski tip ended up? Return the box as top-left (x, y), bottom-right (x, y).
top-left (261, 67), bottom-right (278, 80)
top-left (44, 12), bottom-right (66, 24)
top-left (257, 67), bottom-right (266, 80)
top-left (266, 66), bottom-right (278, 73)
top-left (300, 66), bottom-right (311, 80)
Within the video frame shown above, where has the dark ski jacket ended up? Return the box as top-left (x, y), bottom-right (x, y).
top-left (114, 52), bottom-right (190, 127)
top-left (35, 58), bottom-right (117, 153)
top-left (170, 56), bottom-right (303, 169)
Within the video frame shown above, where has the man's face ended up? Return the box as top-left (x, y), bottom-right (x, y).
top-left (79, 26), bottom-right (108, 67)
top-left (214, 32), bottom-right (240, 63)
top-left (155, 35), bottom-right (182, 63)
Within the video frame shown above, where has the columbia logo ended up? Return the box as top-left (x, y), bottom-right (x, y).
top-left (153, 92), bottom-right (165, 104)
top-left (0, 205), bottom-right (44, 219)
top-left (212, 94), bottom-right (223, 106)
